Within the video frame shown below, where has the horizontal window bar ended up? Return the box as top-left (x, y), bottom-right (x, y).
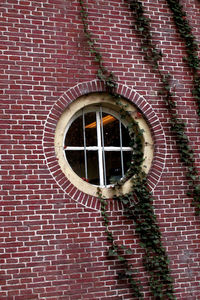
top-left (64, 146), bottom-right (132, 151)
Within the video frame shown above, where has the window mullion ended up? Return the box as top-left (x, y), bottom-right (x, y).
top-left (96, 110), bottom-right (104, 186)
top-left (82, 109), bottom-right (88, 180)
top-left (100, 107), bottom-right (107, 186)
top-left (119, 119), bottom-right (124, 178)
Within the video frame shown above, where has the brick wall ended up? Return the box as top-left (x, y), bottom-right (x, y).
top-left (1, 0), bottom-right (200, 299)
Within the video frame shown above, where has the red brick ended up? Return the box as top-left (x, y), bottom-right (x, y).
top-left (0, 0), bottom-right (200, 299)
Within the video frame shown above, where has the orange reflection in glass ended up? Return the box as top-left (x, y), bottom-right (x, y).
top-left (85, 115), bottom-right (116, 128)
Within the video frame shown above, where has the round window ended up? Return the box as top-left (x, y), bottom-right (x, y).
top-left (64, 106), bottom-right (132, 187)
top-left (55, 93), bottom-right (153, 198)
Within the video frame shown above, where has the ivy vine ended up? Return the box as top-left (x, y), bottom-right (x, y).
top-left (79, 0), bottom-right (116, 92)
top-left (166, 0), bottom-right (200, 117)
top-left (114, 101), bottom-right (175, 299)
top-left (99, 188), bottom-right (143, 299)
top-left (128, 0), bottom-right (200, 216)
top-left (79, 0), bottom-right (176, 298)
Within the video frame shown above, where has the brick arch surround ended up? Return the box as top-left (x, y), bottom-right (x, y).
top-left (43, 80), bottom-right (166, 210)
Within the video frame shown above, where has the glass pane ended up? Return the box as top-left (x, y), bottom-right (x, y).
top-left (123, 151), bottom-right (132, 173)
top-left (65, 115), bottom-right (83, 147)
top-left (105, 151), bottom-right (122, 185)
top-left (102, 112), bottom-right (120, 146)
top-left (121, 123), bottom-right (132, 147)
top-left (85, 112), bottom-right (97, 146)
top-left (65, 151), bottom-right (85, 178)
top-left (87, 151), bottom-right (99, 185)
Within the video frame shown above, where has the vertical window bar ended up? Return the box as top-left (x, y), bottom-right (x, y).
top-left (82, 109), bottom-right (88, 180)
top-left (119, 120), bottom-right (124, 177)
top-left (96, 111), bottom-right (104, 186)
top-left (100, 107), bottom-right (107, 186)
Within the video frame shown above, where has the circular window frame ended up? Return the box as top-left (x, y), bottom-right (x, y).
top-left (55, 92), bottom-right (154, 199)
top-left (63, 105), bottom-right (133, 187)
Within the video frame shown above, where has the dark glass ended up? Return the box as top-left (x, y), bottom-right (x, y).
top-left (105, 151), bottom-right (122, 184)
top-left (65, 151), bottom-right (85, 178)
top-left (87, 151), bottom-right (99, 185)
top-left (65, 115), bottom-right (83, 147)
top-left (102, 112), bottom-right (120, 147)
top-left (121, 123), bottom-right (132, 147)
top-left (65, 150), bottom-right (100, 185)
top-left (123, 151), bottom-right (132, 173)
top-left (85, 112), bottom-right (97, 146)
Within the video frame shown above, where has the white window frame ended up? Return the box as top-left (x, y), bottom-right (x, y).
top-left (63, 106), bottom-right (132, 187)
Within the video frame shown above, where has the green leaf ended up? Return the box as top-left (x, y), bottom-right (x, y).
top-left (126, 248), bottom-right (133, 255)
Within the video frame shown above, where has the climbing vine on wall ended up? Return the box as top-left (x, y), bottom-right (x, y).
top-left (128, 0), bottom-right (200, 216)
top-left (98, 188), bottom-right (143, 299)
top-left (79, 0), bottom-right (116, 91)
top-left (166, 0), bottom-right (200, 117)
top-left (79, 0), bottom-right (175, 298)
